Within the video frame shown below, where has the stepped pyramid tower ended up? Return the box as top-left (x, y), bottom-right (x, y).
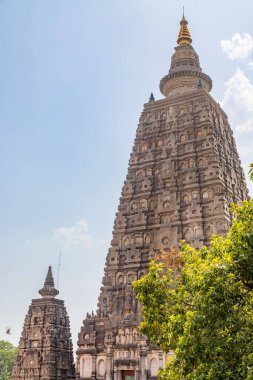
top-left (76, 15), bottom-right (248, 380)
top-left (12, 267), bottom-right (75, 380)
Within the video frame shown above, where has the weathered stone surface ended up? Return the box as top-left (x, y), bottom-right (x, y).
top-left (76, 16), bottom-right (248, 380)
top-left (12, 267), bottom-right (75, 380)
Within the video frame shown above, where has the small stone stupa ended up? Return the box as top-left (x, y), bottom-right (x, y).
top-left (12, 266), bottom-right (75, 380)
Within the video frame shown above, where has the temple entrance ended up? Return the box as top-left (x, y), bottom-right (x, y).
top-left (122, 370), bottom-right (135, 380)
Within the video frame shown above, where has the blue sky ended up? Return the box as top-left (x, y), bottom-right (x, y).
top-left (0, 0), bottom-right (253, 349)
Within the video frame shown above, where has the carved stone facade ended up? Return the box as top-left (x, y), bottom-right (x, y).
top-left (12, 267), bottom-right (75, 380)
top-left (76, 15), bottom-right (248, 380)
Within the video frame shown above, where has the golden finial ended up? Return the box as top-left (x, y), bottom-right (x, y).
top-left (177, 10), bottom-right (192, 45)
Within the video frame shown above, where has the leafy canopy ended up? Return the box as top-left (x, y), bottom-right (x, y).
top-left (249, 163), bottom-right (253, 182)
top-left (0, 341), bottom-right (17, 380)
top-left (133, 196), bottom-right (253, 379)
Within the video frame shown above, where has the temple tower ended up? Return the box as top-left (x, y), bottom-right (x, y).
top-left (76, 15), bottom-right (248, 380)
top-left (12, 267), bottom-right (75, 380)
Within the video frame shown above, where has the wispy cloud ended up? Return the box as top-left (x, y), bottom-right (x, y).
top-left (221, 33), bottom-right (253, 60)
top-left (248, 61), bottom-right (253, 69)
top-left (221, 68), bottom-right (253, 133)
top-left (221, 68), bottom-right (253, 194)
top-left (53, 219), bottom-right (93, 251)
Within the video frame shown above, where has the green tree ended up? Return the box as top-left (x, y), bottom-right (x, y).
top-left (0, 341), bottom-right (17, 380)
top-left (249, 163), bottom-right (253, 182)
top-left (134, 189), bottom-right (253, 378)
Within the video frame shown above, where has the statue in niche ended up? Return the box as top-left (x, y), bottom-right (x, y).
top-left (112, 296), bottom-right (117, 312)
top-left (109, 297), bottom-right (113, 313)
top-left (122, 307), bottom-right (133, 320)
top-left (116, 296), bottom-right (122, 313)
top-left (126, 292), bottom-right (133, 308)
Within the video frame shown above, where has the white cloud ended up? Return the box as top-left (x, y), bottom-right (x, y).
top-left (53, 219), bottom-right (94, 251)
top-left (248, 61), bottom-right (253, 69)
top-left (221, 69), bottom-right (253, 133)
top-left (221, 33), bottom-right (253, 60)
top-left (221, 69), bottom-right (253, 195)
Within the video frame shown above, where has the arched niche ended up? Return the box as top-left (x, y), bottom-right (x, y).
top-left (81, 357), bottom-right (92, 378)
top-left (140, 199), bottom-right (147, 208)
top-left (205, 226), bottom-right (212, 237)
top-left (141, 143), bottom-right (148, 152)
top-left (131, 202), bottom-right (137, 210)
top-left (145, 234), bottom-right (151, 244)
top-left (136, 170), bottom-right (144, 179)
top-left (163, 200), bottom-right (170, 209)
top-left (198, 159), bottom-right (205, 167)
top-left (184, 229), bottom-right (190, 240)
top-left (149, 200), bottom-right (155, 209)
top-left (183, 194), bottom-right (189, 203)
top-left (179, 107), bottom-right (185, 116)
top-left (202, 191), bottom-right (209, 199)
top-left (97, 359), bottom-right (106, 377)
top-left (189, 159), bottom-right (195, 168)
top-left (117, 274), bottom-right (124, 285)
top-left (197, 130), bottom-right (204, 138)
top-left (123, 236), bottom-right (130, 247)
top-left (194, 226), bottom-right (201, 237)
top-left (127, 272), bottom-right (136, 284)
top-left (150, 357), bottom-right (159, 377)
top-left (146, 168), bottom-right (152, 176)
top-left (135, 235), bottom-right (143, 244)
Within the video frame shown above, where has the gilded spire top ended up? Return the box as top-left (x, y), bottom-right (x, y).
top-left (177, 13), bottom-right (192, 45)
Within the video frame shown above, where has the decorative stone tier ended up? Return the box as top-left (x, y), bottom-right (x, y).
top-left (160, 69), bottom-right (212, 97)
top-left (160, 44), bottom-right (212, 97)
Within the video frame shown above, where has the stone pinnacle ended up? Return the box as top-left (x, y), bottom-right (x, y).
top-left (39, 266), bottom-right (59, 298)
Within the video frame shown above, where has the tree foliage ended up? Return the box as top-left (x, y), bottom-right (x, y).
top-left (249, 163), bottom-right (253, 182)
top-left (133, 197), bottom-right (253, 379)
top-left (0, 341), bottom-right (17, 380)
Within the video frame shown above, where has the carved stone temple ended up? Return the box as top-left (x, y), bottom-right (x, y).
top-left (76, 15), bottom-right (248, 380)
top-left (12, 266), bottom-right (75, 380)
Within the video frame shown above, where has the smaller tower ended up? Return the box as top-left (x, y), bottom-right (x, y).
top-left (12, 266), bottom-right (75, 380)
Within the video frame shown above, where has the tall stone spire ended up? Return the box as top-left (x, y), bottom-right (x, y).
top-left (76, 15), bottom-right (248, 380)
top-left (12, 266), bottom-right (75, 380)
